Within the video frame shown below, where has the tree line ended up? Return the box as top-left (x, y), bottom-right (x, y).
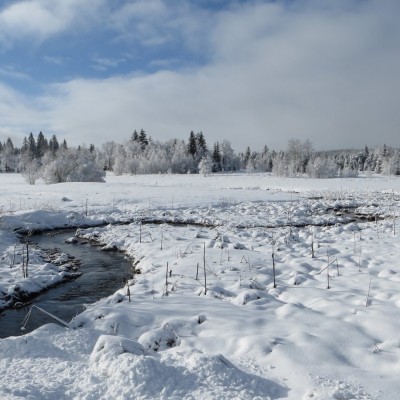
top-left (0, 131), bottom-right (399, 184)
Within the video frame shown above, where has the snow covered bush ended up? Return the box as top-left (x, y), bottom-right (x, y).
top-left (198, 155), bottom-right (213, 176)
top-left (340, 167), bottom-right (359, 178)
top-left (138, 323), bottom-right (181, 352)
top-left (90, 335), bottom-right (150, 364)
top-left (307, 157), bottom-right (338, 178)
top-left (272, 154), bottom-right (289, 177)
top-left (68, 148), bottom-right (106, 182)
top-left (41, 148), bottom-right (105, 183)
top-left (21, 157), bottom-right (40, 185)
top-left (381, 152), bottom-right (400, 176)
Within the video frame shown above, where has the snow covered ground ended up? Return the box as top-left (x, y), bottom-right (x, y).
top-left (1, 172), bottom-right (400, 399)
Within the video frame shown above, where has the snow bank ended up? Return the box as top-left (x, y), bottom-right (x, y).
top-left (1, 173), bottom-right (400, 399)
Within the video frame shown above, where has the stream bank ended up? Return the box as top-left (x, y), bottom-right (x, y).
top-left (0, 231), bottom-right (133, 338)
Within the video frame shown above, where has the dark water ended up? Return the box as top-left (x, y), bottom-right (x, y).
top-left (0, 232), bottom-right (132, 338)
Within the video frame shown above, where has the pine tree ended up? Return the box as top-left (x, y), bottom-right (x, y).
top-left (212, 142), bottom-right (222, 172)
top-left (139, 129), bottom-right (148, 149)
top-left (6, 137), bottom-right (14, 151)
top-left (21, 137), bottom-right (29, 154)
top-left (49, 135), bottom-right (59, 155)
top-left (243, 146), bottom-right (251, 165)
top-left (131, 130), bottom-right (139, 142)
top-left (89, 144), bottom-right (95, 153)
top-left (36, 131), bottom-right (48, 158)
top-left (3, 138), bottom-right (16, 172)
top-left (196, 132), bottom-right (207, 154)
top-left (27, 132), bottom-right (37, 159)
top-left (187, 131), bottom-right (197, 157)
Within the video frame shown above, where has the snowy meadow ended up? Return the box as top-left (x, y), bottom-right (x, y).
top-left (1, 172), bottom-right (400, 399)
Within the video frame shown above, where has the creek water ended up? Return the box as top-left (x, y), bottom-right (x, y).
top-left (0, 231), bottom-right (132, 338)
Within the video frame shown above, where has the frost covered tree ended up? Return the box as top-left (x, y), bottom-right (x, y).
top-left (68, 147), bottom-right (105, 182)
top-left (21, 157), bottom-right (40, 185)
top-left (242, 146), bottom-right (251, 166)
top-left (307, 156), bottom-right (338, 178)
top-left (171, 140), bottom-right (196, 173)
top-left (286, 139), bottom-right (303, 175)
top-left (381, 149), bottom-right (400, 176)
top-left (273, 139), bottom-right (314, 177)
top-left (253, 146), bottom-right (273, 172)
top-left (113, 144), bottom-right (127, 176)
top-left (220, 140), bottom-right (239, 171)
top-left (41, 147), bottom-right (105, 183)
top-left (41, 149), bottom-right (78, 183)
top-left (1, 138), bottom-right (18, 172)
top-left (272, 152), bottom-right (289, 177)
top-left (143, 142), bottom-right (169, 174)
top-left (124, 139), bottom-right (143, 174)
top-left (246, 158), bottom-right (255, 174)
top-left (198, 155), bottom-right (212, 176)
top-left (101, 141), bottom-right (117, 171)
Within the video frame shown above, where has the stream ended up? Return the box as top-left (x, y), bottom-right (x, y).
top-left (0, 207), bottom-right (380, 339)
top-left (0, 231), bottom-right (133, 338)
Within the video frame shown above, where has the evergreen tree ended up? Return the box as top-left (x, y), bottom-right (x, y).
top-left (196, 132), bottom-right (207, 155)
top-left (27, 132), bottom-right (37, 159)
top-left (139, 129), bottom-right (148, 150)
top-left (36, 131), bottom-right (48, 158)
top-left (3, 138), bottom-right (16, 172)
top-left (212, 142), bottom-right (222, 172)
top-left (382, 144), bottom-right (388, 158)
top-left (62, 139), bottom-right (68, 150)
top-left (5, 137), bottom-right (14, 151)
top-left (49, 135), bottom-right (59, 155)
top-left (131, 130), bottom-right (139, 142)
top-left (243, 146), bottom-right (251, 165)
top-left (89, 144), bottom-right (95, 153)
top-left (21, 137), bottom-right (29, 155)
top-left (187, 131), bottom-right (197, 157)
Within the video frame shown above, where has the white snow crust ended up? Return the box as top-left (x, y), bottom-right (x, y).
top-left (1, 172), bottom-right (400, 399)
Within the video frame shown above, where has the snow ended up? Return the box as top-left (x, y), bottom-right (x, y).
top-left (1, 172), bottom-right (400, 399)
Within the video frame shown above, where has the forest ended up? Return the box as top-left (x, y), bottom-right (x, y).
top-left (0, 130), bottom-right (399, 184)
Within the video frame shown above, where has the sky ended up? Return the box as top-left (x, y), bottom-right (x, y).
top-left (0, 0), bottom-right (399, 152)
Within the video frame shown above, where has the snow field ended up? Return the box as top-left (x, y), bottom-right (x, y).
top-left (71, 217), bottom-right (400, 399)
top-left (1, 172), bottom-right (400, 399)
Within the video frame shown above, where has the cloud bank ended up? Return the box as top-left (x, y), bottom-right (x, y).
top-left (1, 0), bottom-right (400, 151)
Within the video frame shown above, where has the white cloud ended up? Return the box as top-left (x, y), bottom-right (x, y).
top-left (0, 83), bottom-right (44, 143)
top-left (0, 66), bottom-right (30, 80)
top-left (44, 56), bottom-right (66, 66)
top-left (0, 0), bottom-right (105, 46)
top-left (92, 56), bottom-right (126, 71)
top-left (0, 2), bottom-right (63, 43)
top-left (1, 0), bottom-right (400, 151)
top-left (108, 0), bottom-right (211, 53)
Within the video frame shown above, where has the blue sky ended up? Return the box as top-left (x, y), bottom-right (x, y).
top-left (1, 0), bottom-right (400, 151)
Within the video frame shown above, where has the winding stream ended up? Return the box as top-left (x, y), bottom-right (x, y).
top-left (0, 206), bottom-right (379, 339)
top-left (0, 231), bottom-right (132, 338)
